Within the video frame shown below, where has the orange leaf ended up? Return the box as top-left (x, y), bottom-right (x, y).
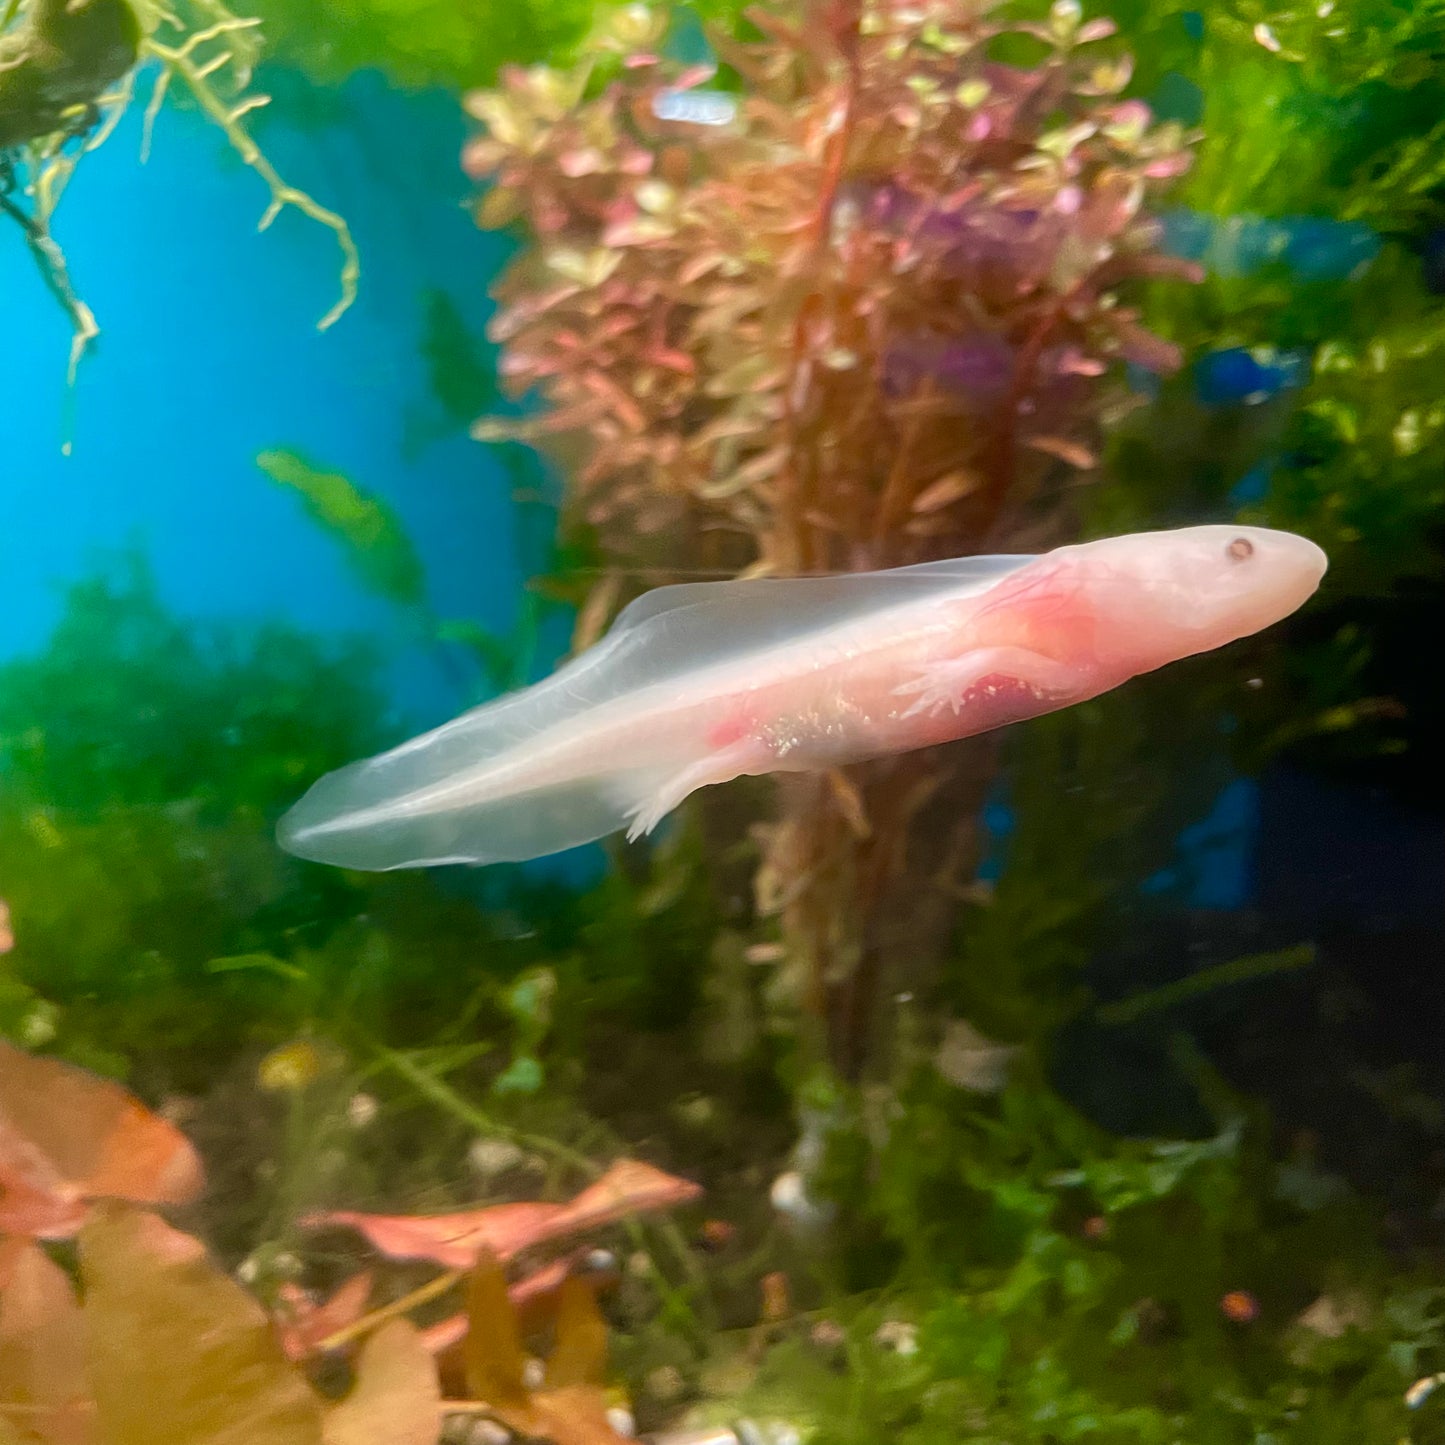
top-left (420, 1252), bottom-right (614, 1357)
top-left (278, 1272), bottom-right (375, 1361)
top-left (523, 1385), bottom-right (634, 1445)
top-left (303, 1160), bottom-right (700, 1270)
top-left (80, 1207), bottom-right (323, 1444)
top-left (0, 1176), bottom-right (89, 1242)
top-left (543, 1279), bottom-right (608, 1390)
top-left (0, 1043), bottom-right (203, 1239)
top-left (322, 1320), bottom-right (440, 1445)
top-left (0, 1239), bottom-right (94, 1445)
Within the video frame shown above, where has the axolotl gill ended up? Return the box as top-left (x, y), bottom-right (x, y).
top-left (278, 525), bottom-right (1327, 871)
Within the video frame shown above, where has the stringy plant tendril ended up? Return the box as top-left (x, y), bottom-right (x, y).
top-left (0, 0), bottom-right (359, 383)
top-left (143, 8), bottom-right (360, 331)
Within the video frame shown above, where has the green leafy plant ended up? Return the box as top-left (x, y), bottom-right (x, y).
top-left (234, 0), bottom-right (753, 91)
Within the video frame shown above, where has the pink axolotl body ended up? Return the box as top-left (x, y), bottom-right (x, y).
top-left (278, 525), bottom-right (1327, 870)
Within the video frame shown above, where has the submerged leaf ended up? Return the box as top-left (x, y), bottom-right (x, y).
top-left (542, 1279), bottom-right (608, 1389)
top-left (0, 1239), bottom-right (92, 1445)
top-left (323, 1320), bottom-right (440, 1445)
top-left (80, 1208), bottom-right (324, 1445)
top-left (0, 1042), bottom-right (203, 1239)
top-left (463, 1252), bottom-right (528, 1407)
top-left (304, 1160), bottom-right (701, 1269)
top-left (257, 451), bottom-right (426, 610)
top-left (463, 1255), bottom-right (627, 1445)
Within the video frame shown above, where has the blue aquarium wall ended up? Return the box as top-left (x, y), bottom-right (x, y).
top-left (0, 69), bottom-right (526, 727)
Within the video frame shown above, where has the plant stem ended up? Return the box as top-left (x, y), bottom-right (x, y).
top-left (316, 1269), bottom-right (463, 1352)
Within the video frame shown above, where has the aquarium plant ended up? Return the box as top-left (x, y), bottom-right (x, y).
top-left (463, 0), bottom-right (1200, 1074)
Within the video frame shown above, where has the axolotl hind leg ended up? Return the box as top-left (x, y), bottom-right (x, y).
top-left (623, 737), bottom-right (776, 841)
top-left (893, 646), bottom-right (1081, 721)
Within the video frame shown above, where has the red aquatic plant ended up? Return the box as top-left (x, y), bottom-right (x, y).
top-left (0, 1040), bottom-right (204, 1241)
top-left (464, 0), bottom-right (1198, 1068)
top-left (0, 1042), bottom-right (701, 1445)
top-left (302, 1157), bottom-right (701, 1269)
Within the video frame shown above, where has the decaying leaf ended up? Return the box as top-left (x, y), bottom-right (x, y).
top-left (304, 1159), bottom-right (701, 1269)
top-left (461, 1254), bottom-right (628, 1445)
top-left (323, 1320), bottom-right (440, 1445)
top-left (420, 1251), bottom-right (606, 1356)
top-left (0, 1042), bottom-right (203, 1240)
top-left (934, 1018), bottom-right (1018, 1094)
top-left (80, 1207), bottom-right (324, 1445)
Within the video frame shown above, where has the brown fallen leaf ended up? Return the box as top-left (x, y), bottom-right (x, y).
top-left (0, 1043), bottom-right (203, 1240)
top-left (458, 1253), bottom-right (630, 1445)
top-left (323, 1320), bottom-right (440, 1445)
top-left (0, 1239), bottom-right (93, 1445)
top-left (80, 1207), bottom-right (324, 1445)
top-left (421, 1253), bottom-right (580, 1356)
top-left (304, 1159), bottom-right (700, 1270)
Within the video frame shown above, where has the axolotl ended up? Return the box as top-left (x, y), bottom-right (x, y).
top-left (278, 525), bottom-right (1327, 871)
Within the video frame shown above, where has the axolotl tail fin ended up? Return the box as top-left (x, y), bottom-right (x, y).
top-left (277, 755), bottom-right (675, 870)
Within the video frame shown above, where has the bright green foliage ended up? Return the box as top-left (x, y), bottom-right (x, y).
top-left (0, 559), bottom-right (378, 816)
top-left (258, 450), bottom-right (428, 611)
top-left (240, 0), bottom-right (751, 90)
top-left (741, 1072), bottom-right (1439, 1444)
top-left (1098, 0), bottom-right (1445, 583)
top-left (0, 553), bottom-right (721, 1107)
top-left (0, 561), bottom-right (377, 1074)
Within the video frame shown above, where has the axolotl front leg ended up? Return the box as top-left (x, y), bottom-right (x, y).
top-left (623, 736), bottom-right (779, 841)
top-left (892, 645), bottom-right (1084, 722)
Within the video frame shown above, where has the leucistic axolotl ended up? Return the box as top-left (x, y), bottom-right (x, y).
top-left (278, 525), bottom-right (1327, 871)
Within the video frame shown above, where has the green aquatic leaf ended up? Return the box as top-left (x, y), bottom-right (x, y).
top-left (257, 450), bottom-right (426, 610)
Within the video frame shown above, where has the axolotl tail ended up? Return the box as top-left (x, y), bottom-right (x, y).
top-left (277, 751), bottom-right (675, 870)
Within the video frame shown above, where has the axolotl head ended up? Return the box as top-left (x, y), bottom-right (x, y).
top-left (1062, 524), bottom-right (1328, 673)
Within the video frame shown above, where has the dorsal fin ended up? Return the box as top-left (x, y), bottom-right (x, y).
top-left (608, 553), bottom-right (1031, 637)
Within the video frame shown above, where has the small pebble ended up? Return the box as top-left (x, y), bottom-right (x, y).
top-left (468, 1137), bottom-right (526, 1180)
top-left (873, 1319), bottom-right (919, 1355)
top-left (646, 1364), bottom-right (686, 1403)
top-left (346, 1092), bottom-right (378, 1128)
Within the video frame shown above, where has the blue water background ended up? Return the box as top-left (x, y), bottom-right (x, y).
top-left (1, 70), bottom-right (528, 731)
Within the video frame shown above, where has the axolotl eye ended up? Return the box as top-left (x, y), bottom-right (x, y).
top-left (1226, 537), bottom-right (1255, 562)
